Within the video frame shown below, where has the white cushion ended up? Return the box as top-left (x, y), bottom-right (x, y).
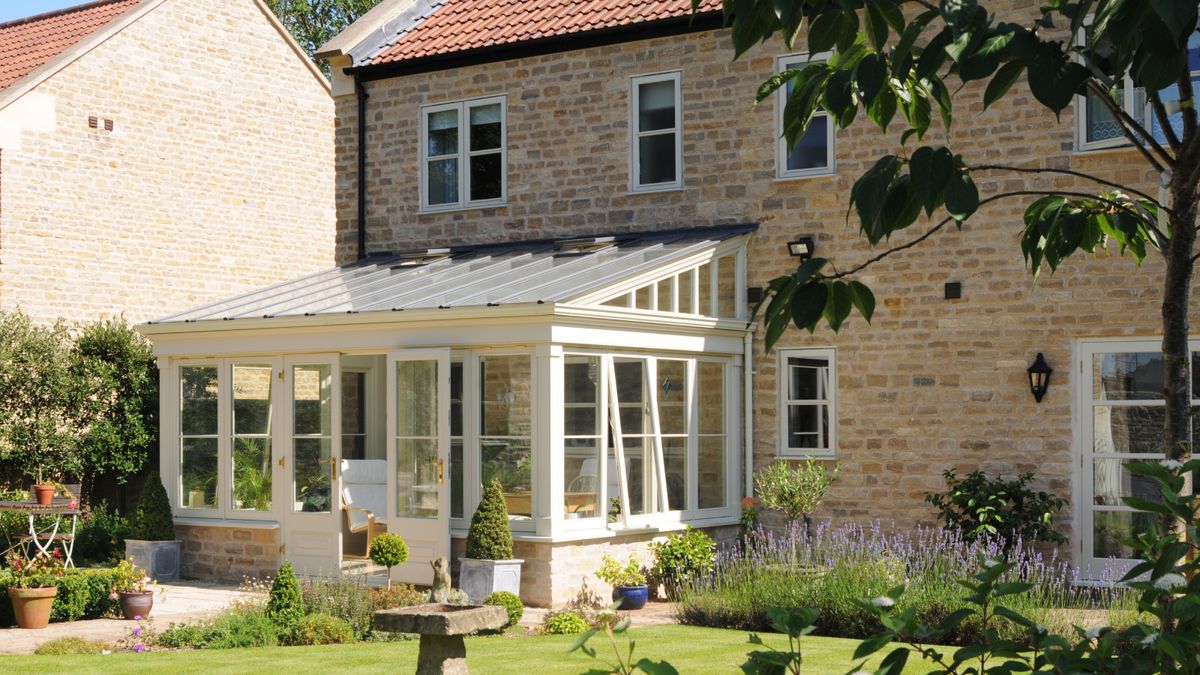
top-left (341, 459), bottom-right (388, 526)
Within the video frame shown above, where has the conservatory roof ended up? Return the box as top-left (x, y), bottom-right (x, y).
top-left (150, 224), bottom-right (755, 324)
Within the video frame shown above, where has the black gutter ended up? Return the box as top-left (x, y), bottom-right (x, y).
top-left (355, 73), bottom-right (368, 261)
top-left (349, 11), bottom-right (725, 83)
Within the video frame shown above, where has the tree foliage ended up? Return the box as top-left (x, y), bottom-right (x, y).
top-left (130, 472), bottom-right (175, 541)
top-left (264, 0), bottom-right (381, 74)
top-left (465, 478), bottom-right (514, 560)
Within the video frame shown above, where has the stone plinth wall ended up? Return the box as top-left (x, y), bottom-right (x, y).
top-left (177, 523), bottom-right (279, 583)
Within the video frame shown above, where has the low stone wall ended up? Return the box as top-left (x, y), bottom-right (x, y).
top-left (177, 523), bottom-right (280, 583)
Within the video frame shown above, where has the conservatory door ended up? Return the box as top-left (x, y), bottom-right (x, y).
top-left (281, 356), bottom-right (342, 576)
top-left (386, 349), bottom-right (451, 585)
top-left (1079, 341), bottom-right (1198, 578)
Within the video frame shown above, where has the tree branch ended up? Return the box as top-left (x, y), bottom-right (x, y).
top-left (1086, 81), bottom-right (1172, 172)
top-left (968, 163), bottom-right (1168, 212)
top-left (828, 190), bottom-right (1164, 280)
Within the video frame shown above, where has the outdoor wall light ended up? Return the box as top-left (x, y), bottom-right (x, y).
top-left (1027, 353), bottom-right (1053, 403)
top-left (787, 237), bottom-right (816, 260)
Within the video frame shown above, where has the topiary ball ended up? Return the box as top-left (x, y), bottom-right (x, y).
top-left (483, 591), bottom-right (524, 628)
top-left (369, 533), bottom-right (409, 570)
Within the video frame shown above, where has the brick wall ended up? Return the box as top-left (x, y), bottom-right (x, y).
top-left (0, 0), bottom-right (334, 325)
top-left (177, 523), bottom-right (279, 583)
top-left (335, 1), bottom-right (1198, 557)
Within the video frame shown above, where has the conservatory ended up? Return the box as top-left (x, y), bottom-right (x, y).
top-left (140, 225), bottom-right (754, 604)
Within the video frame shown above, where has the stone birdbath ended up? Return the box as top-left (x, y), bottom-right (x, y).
top-left (374, 603), bottom-right (507, 675)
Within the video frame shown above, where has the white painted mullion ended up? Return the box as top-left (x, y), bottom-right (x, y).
top-left (605, 355), bottom-right (631, 528)
top-left (686, 358), bottom-right (699, 519)
top-left (645, 359), bottom-right (669, 512)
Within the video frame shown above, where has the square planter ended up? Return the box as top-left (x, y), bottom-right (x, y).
top-left (458, 558), bottom-right (523, 604)
top-left (125, 539), bottom-right (182, 582)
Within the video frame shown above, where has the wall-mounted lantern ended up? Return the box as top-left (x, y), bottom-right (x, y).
top-left (1027, 353), bottom-right (1053, 403)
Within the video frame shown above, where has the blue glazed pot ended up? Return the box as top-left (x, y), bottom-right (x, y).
top-left (612, 584), bottom-right (649, 610)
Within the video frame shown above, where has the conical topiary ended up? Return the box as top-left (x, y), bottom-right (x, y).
top-left (267, 561), bottom-right (304, 628)
top-left (465, 479), bottom-right (513, 560)
top-left (132, 472), bottom-right (175, 541)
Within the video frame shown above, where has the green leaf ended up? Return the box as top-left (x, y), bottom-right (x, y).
top-left (867, 88), bottom-right (898, 133)
top-left (909, 146), bottom-right (953, 216)
top-left (944, 170), bottom-right (979, 221)
top-left (847, 281), bottom-right (876, 324)
top-left (756, 68), bottom-right (799, 104)
top-left (881, 175), bottom-right (921, 236)
top-left (984, 61), bottom-right (1024, 109)
top-left (793, 256), bottom-right (828, 285)
top-left (824, 281), bottom-right (853, 331)
top-left (877, 647), bottom-right (910, 675)
top-left (807, 9), bottom-right (841, 55)
top-left (863, 1), bottom-right (889, 51)
top-left (1147, 0), bottom-right (1198, 43)
top-left (1026, 42), bottom-right (1090, 113)
top-left (568, 629), bottom-right (597, 653)
top-left (854, 631), bottom-right (894, 659)
top-left (856, 54), bottom-right (887, 106)
top-left (634, 659), bottom-right (680, 675)
top-left (791, 282), bottom-right (828, 332)
top-left (901, 95), bottom-right (931, 140)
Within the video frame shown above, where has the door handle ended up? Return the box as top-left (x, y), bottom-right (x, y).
top-left (326, 458), bottom-right (339, 480)
top-left (436, 460), bottom-right (444, 485)
top-left (277, 456), bottom-right (285, 468)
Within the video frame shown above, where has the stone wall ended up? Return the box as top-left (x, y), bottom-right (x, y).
top-left (177, 523), bottom-right (279, 583)
top-left (0, 0), bottom-right (334, 325)
top-left (335, 0), bottom-right (1200, 553)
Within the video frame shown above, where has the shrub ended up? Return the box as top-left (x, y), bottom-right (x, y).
top-left (300, 574), bottom-right (373, 639)
top-left (650, 527), bottom-right (716, 599)
top-left (925, 469), bottom-right (1066, 547)
top-left (200, 604), bottom-right (280, 649)
top-left (439, 588), bottom-right (470, 605)
top-left (755, 459), bottom-right (838, 535)
top-left (156, 622), bottom-right (206, 649)
top-left (596, 554), bottom-right (646, 587)
top-left (369, 532), bottom-right (409, 583)
top-left (34, 637), bottom-right (108, 655)
top-left (0, 567), bottom-right (120, 626)
top-left (465, 478), bottom-right (513, 560)
top-left (372, 583), bottom-right (427, 610)
top-left (74, 500), bottom-right (129, 565)
top-left (130, 472), bottom-right (175, 541)
top-left (484, 591), bottom-right (524, 628)
top-left (542, 610), bottom-right (590, 635)
top-left (266, 562), bottom-right (304, 628)
top-left (291, 613), bottom-right (355, 645)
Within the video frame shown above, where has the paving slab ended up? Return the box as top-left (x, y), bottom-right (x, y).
top-left (0, 581), bottom-right (251, 655)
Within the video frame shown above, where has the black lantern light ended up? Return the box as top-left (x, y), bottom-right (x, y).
top-left (787, 236), bottom-right (815, 260)
top-left (1027, 353), bottom-right (1053, 403)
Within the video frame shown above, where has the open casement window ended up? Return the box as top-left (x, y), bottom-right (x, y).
top-left (776, 53), bottom-right (835, 178)
top-left (591, 245), bottom-right (747, 319)
top-left (777, 348), bottom-right (836, 458)
top-left (420, 96), bottom-right (506, 211)
top-left (1075, 24), bottom-right (1200, 150)
top-left (177, 359), bottom-right (281, 520)
top-left (630, 72), bottom-right (682, 191)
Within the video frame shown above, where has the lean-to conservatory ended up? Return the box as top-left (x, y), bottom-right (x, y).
top-left (140, 225), bottom-right (754, 606)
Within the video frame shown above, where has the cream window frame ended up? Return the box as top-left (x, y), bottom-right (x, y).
top-left (775, 52), bottom-right (836, 179)
top-left (419, 95), bottom-right (508, 212)
top-left (629, 71), bottom-right (683, 192)
top-left (777, 348), bottom-right (837, 459)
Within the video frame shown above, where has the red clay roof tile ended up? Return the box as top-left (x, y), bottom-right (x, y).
top-left (0, 0), bottom-right (141, 93)
top-left (369, 0), bottom-right (722, 66)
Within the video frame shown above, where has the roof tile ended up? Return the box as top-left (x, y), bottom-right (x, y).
top-left (0, 0), bottom-right (141, 93)
top-left (369, 0), bottom-right (722, 66)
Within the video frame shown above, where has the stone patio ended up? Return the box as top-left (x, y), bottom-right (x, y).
top-left (517, 601), bottom-right (679, 629)
top-left (0, 581), bottom-right (251, 655)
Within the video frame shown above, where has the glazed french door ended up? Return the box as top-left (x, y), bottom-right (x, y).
top-left (386, 349), bottom-right (451, 585)
top-left (1079, 340), bottom-right (1198, 577)
top-left (281, 355), bottom-right (342, 576)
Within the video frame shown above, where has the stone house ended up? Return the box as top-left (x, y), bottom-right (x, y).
top-left (0, 0), bottom-right (334, 325)
top-left (140, 0), bottom-right (1200, 606)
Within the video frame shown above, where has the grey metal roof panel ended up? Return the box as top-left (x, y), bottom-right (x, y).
top-left (150, 224), bottom-right (756, 324)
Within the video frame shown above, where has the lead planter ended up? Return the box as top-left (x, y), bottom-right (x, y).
top-left (125, 540), bottom-right (182, 582)
top-left (458, 558), bottom-right (523, 604)
top-left (9, 586), bottom-right (57, 629)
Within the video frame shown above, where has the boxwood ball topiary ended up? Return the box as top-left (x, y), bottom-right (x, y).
top-left (266, 562), bottom-right (304, 628)
top-left (483, 591), bottom-right (523, 628)
top-left (465, 479), bottom-right (513, 560)
top-left (369, 533), bottom-right (409, 571)
top-left (132, 472), bottom-right (175, 541)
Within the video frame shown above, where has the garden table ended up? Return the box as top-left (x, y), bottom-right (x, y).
top-left (0, 498), bottom-right (80, 568)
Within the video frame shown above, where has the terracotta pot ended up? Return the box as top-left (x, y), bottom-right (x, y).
top-left (118, 591), bottom-right (154, 620)
top-left (32, 485), bottom-right (55, 506)
top-left (8, 586), bottom-right (57, 629)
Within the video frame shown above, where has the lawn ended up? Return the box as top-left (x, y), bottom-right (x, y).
top-left (0, 624), bottom-right (923, 673)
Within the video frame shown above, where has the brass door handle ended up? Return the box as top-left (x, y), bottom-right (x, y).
top-left (436, 460), bottom-right (444, 485)
top-left (326, 458), bottom-right (339, 480)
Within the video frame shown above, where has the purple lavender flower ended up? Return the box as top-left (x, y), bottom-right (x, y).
top-left (133, 642), bottom-right (145, 653)
top-left (132, 626), bottom-right (142, 637)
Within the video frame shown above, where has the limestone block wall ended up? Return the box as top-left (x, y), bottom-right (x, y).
top-left (335, 0), bottom-right (1200, 552)
top-left (177, 523), bottom-right (279, 583)
top-left (0, 0), bottom-right (334, 325)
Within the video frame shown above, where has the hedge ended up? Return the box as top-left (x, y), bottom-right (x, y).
top-left (0, 567), bottom-right (121, 626)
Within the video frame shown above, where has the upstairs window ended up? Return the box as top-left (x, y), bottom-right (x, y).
top-left (630, 72), bottom-right (682, 191)
top-left (776, 54), bottom-right (835, 178)
top-left (420, 96), bottom-right (506, 211)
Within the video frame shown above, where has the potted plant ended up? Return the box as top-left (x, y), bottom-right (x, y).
top-left (125, 472), bottom-right (182, 581)
top-left (5, 549), bottom-right (64, 629)
top-left (368, 532), bottom-right (409, 588)
top-left (459, 479), bottom-right (523, 604)
top-left (755, 459), bottom-right (839, 539)
top-left (596, 554), bottom-right (648, 610)
top-left (110, 558), bottom-right (157, 619)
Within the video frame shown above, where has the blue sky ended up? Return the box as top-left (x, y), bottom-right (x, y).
top-left (1, 1), bottom-right (87, 23)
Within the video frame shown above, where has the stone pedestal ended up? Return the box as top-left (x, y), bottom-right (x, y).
top-left (374, 603), bottom-right (507, 675)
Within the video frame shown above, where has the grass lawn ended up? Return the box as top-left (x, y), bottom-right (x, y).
top-left (0, 624), bottom-right (927, 673)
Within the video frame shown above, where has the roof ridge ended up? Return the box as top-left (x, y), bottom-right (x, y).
top-left (0, 0), bottom-right (132, 31)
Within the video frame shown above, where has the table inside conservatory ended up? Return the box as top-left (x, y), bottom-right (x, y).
top-left (0, 499), bottom-right (80, 568)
